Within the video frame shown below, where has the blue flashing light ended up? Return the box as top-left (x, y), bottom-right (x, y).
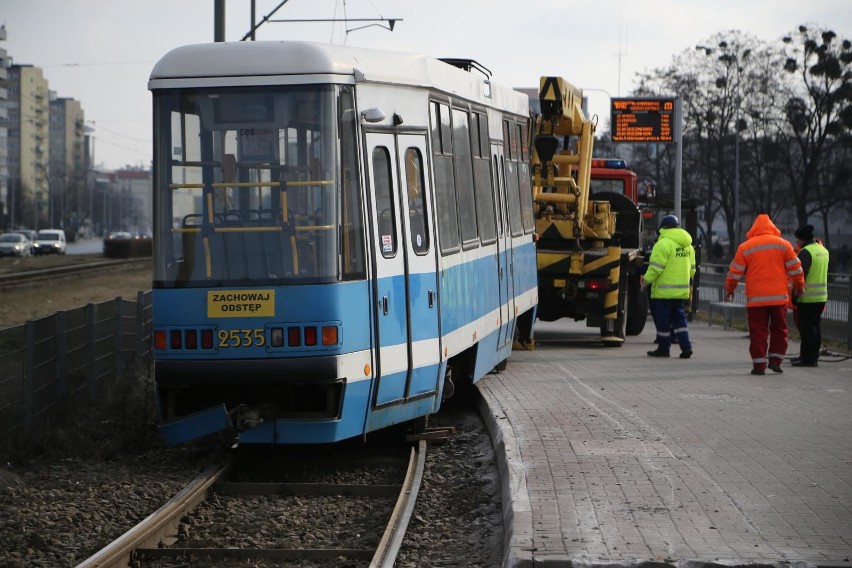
top-left (591, 158), bottom-right (627, 169)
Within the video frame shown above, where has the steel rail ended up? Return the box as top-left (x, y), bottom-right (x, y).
top-left (77, 441), bottom-right (426, 566)
top-left (75, 461), bottom-right (232, 568)
top-left (0, 257), bottom-right (150, 288)
top-left (143, 443), bottom-right (427, 563)
top-left (371, 439), bottom-right (427, 568)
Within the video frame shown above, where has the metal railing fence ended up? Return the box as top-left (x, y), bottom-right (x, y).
top-left (695, 264), bottom-right (851, 350)
top-left (0, 291), bottom-right (153, 447)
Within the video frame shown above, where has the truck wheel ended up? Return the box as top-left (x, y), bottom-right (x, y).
top-left (626, 273), bottom-right (648, 336)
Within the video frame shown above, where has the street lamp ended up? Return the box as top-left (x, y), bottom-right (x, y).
top-left (0, 170), bottom-right (8, 231)
top-left (734, 97), bottom-right (740, 251)
top-left (34, 163), bottom-right (50, 230)
top-left (579, 87), bottom-right (614, 124)
top-left (580, 87), bottom-right (617, 155)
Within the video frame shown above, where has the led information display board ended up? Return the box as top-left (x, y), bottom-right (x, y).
top-left (611, 98), bottom-right (676, 143)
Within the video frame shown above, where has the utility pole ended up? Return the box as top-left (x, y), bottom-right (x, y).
top-left (215, 0), bottom-right (226, 42)
top-left (734, 98), bottom-right (740, 250)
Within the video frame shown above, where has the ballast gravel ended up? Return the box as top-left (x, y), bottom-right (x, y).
top-left (0, 399), bottom-right (503, 568)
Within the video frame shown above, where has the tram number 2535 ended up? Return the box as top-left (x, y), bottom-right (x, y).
top-left (218, 329), bottom-right (266, 348)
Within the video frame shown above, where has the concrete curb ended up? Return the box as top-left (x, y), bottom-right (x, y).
top-left (476, 382), bottom-right (534, 568)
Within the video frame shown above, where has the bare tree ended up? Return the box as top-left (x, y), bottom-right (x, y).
top-left (612, 24), bottom-right (849, 254)
top-left (737, 43), bottom-right (790, 220)
top-left (693, 32), bottom-right (787, 249)
top-left (632, 31), bottom-right (774, 251)
top-left (778, 25), bottom-right (852, 245)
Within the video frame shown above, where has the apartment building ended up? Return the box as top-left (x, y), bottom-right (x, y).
top-left (0, 26), bottom-right (8, 229)
top-left (0, 25), bottom-right (88, 232)
top-left (6, 63), bottom-right (50, 230)
top-left (49, 95), bottom-right (86, 228)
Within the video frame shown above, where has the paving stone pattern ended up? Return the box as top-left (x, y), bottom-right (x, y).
top-left (478, 320), bottom-right (852, 567)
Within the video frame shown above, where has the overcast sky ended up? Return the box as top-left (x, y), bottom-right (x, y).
top-left (2, 0), bottom-right (849, 170)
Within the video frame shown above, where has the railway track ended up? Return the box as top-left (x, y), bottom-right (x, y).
top-left (0, 257), bottom-right (150, 288)
top-left (77, 439), bottom-right (428, 568)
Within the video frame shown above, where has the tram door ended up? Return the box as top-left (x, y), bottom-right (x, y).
top-left (365, 132), bottom-right (441, 406)
top-left (492, 145), bottom-right (515, 349)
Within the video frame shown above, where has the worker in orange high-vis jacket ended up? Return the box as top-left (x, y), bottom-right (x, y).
top-left (725, 214), bottom-right (805, 375)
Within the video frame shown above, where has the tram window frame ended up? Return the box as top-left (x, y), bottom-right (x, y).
top-left (430, 100), bottom-right (461, 255)
top-left (339, 85), bottom-right (366, 279)
top-left (403, 147), bottom-right (430, 255)
top-left (517, 122), bottom-right (535, 234)
top-left (492, 155), bottom-right (505, 239)
top-left (503, 120), bottom-right (523, 238)
top-left (452, 107), bottom-right (479, 249)
top-left (472, 111), bottom-right (497, 245)
top-left (372, 146), bottom-right (398, 259)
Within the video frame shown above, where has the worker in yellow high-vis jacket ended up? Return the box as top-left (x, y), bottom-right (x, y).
top-left (791, 224), bottom-right (829, 367)
top-left (644, 215), bottom-right (696, 359)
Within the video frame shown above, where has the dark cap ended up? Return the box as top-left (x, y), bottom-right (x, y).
top-left (794, 224), bottom-right (815, 241)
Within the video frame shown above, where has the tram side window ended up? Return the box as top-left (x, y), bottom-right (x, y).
top-left (503, 120), bottom-right (523, 237)
top-left (430, 101), bottom-right (460, 254)
top-left (492, 156), bottom-right (505, 238)
top-left (404, 147), bottom-right (430, 255)
top-left (167, 110), bottom-right (205, 278)
top-left (339, 86), bottom-right (366, 279)
top-left (472, 112), bottom-right (496, 244)
top-left (517, 122), bottom-right (535, 234)
top-left (170, 111), bottom-right (203, 235)
top-left (372, 147), bottom-right (397, 259)
top-left (452, 108), bottom-right (478, 247)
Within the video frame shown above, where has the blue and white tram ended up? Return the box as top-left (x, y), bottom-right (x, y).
top-left (148, 41), bottom-right (538, 445)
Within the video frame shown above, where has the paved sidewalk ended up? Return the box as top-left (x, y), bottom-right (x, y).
top-left (477, 318), bottom-right (852, 567)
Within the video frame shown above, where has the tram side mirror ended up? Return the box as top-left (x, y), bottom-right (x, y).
top-left (361, 107), bottom-right (386, 123)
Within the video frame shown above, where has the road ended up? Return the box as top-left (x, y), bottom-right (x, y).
top-left (67, 238), bottom-right (104, 255)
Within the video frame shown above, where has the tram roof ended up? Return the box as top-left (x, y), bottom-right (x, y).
top-left (148, 40), bottom-right (528, 114)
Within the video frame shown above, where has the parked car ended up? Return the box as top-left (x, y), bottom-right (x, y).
top-left (103, 231), bottom-right (139, 257)
top-left (33, 229), bottom-right (67, 255)
top-left (0, 232), bottom-right (33, 257)
top-left (9, 229), bottom-right (37, 255)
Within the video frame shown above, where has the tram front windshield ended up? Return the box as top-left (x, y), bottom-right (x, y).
top-left (152, 85), bottom-right (365, 287)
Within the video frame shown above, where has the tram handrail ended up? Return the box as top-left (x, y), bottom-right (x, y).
top-left (169, 179), bottom-right (333, 189)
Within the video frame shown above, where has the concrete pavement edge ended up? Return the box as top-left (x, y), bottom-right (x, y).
top-left (476, 382), bottom-right (534, 568)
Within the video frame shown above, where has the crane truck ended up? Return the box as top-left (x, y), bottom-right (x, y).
top-left (530, 77), bottom-right (648, 345)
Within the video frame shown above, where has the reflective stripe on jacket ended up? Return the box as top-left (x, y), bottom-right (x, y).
top-left (799, 241), bottom-right (829, 303)
top-left (645, 227), bottom-right (696, 300)
top-left (725, 214), bottom-right (805, 307)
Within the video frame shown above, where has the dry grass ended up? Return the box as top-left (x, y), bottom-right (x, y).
top-left (0, 257), bottom-right (151, 329)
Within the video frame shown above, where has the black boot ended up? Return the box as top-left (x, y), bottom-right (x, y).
top-left (647, 349), bottom-right (670, 358)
